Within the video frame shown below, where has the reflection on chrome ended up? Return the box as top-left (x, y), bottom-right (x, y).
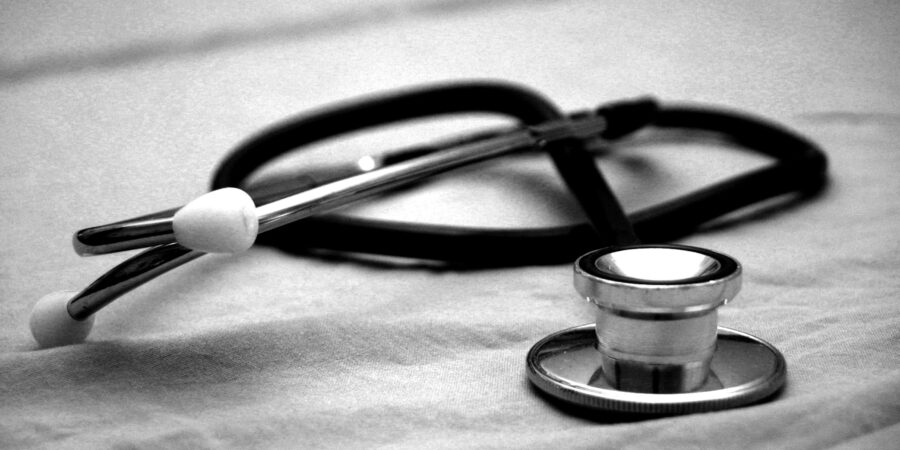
top-left (595, 247), bottom-right (721, 282)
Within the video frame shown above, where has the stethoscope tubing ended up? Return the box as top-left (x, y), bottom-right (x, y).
top-left (216, 83), bottom-right (827, 265)
top-left (62, 81), bottom-right (827, 321)
top-left (64, 82), bottom-right (632, 320)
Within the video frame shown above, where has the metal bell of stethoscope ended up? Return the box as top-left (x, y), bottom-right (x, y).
top-left (30, 81), bottom-right (825, 417)
top-left (526, 245), bottom-right (786, 414)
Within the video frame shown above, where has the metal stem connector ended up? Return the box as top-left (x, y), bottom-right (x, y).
top-left (574, 244), bottom-right (741, 393)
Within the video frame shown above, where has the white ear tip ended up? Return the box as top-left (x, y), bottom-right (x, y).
top-left (173, 187), bottom-right (259, 253)
top-left (30, 290), bottom-right (94, 348)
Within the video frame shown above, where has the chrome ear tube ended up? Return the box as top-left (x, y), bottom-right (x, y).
top-left (29, 105), bottom-right (618, 348)
top-left (527, 244), bottom-right (786, 414)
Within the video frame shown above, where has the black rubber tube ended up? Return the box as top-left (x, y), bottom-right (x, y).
top-left (212, 81), bottom-right (639, 264)
top-left (211, 82), bottom-right (827, 266)
top-left (630, 107), bottom-right (828, 242)
top-left (213, 82), bottom-right (564, 189)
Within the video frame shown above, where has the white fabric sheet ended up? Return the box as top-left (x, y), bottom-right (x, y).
top-left (1, 1), bottom-right (898, 448)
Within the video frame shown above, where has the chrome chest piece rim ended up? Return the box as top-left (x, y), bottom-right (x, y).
top-left (526, 325), bottom-right (786, 414)
top-left (527, 244), bottom-right (786, 414)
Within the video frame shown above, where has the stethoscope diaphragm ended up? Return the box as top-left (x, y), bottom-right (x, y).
top-left (527, 244), bottom-right (786, 415)
top-left (527, 324), bottom-right (786, 414)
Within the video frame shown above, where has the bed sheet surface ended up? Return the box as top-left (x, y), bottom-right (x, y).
top-left (1, 1), bottom-right (899, 448)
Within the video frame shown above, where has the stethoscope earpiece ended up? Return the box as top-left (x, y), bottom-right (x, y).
top-left (527, 245), bottom-right (786, 414)
top-left (172, 187), bottom-right (259, 254)
top-left (30, 187), bottom-right (259, 350)
top-left (30, 290), bottom-right (94, 348)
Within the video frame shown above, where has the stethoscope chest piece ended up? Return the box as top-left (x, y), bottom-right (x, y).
top-left (527, 245), bottom-right (786, 415)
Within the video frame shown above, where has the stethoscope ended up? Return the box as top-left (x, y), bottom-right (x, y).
top-left (29, 81), bottom-right (827, 416)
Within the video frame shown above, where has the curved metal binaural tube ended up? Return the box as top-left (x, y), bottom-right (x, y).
top-left (67, 243), bottom-right (202, 320)
top-left (72, 113), bottom-right (610, 257)
top-left (64, 112), bottom-right (614, 319)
